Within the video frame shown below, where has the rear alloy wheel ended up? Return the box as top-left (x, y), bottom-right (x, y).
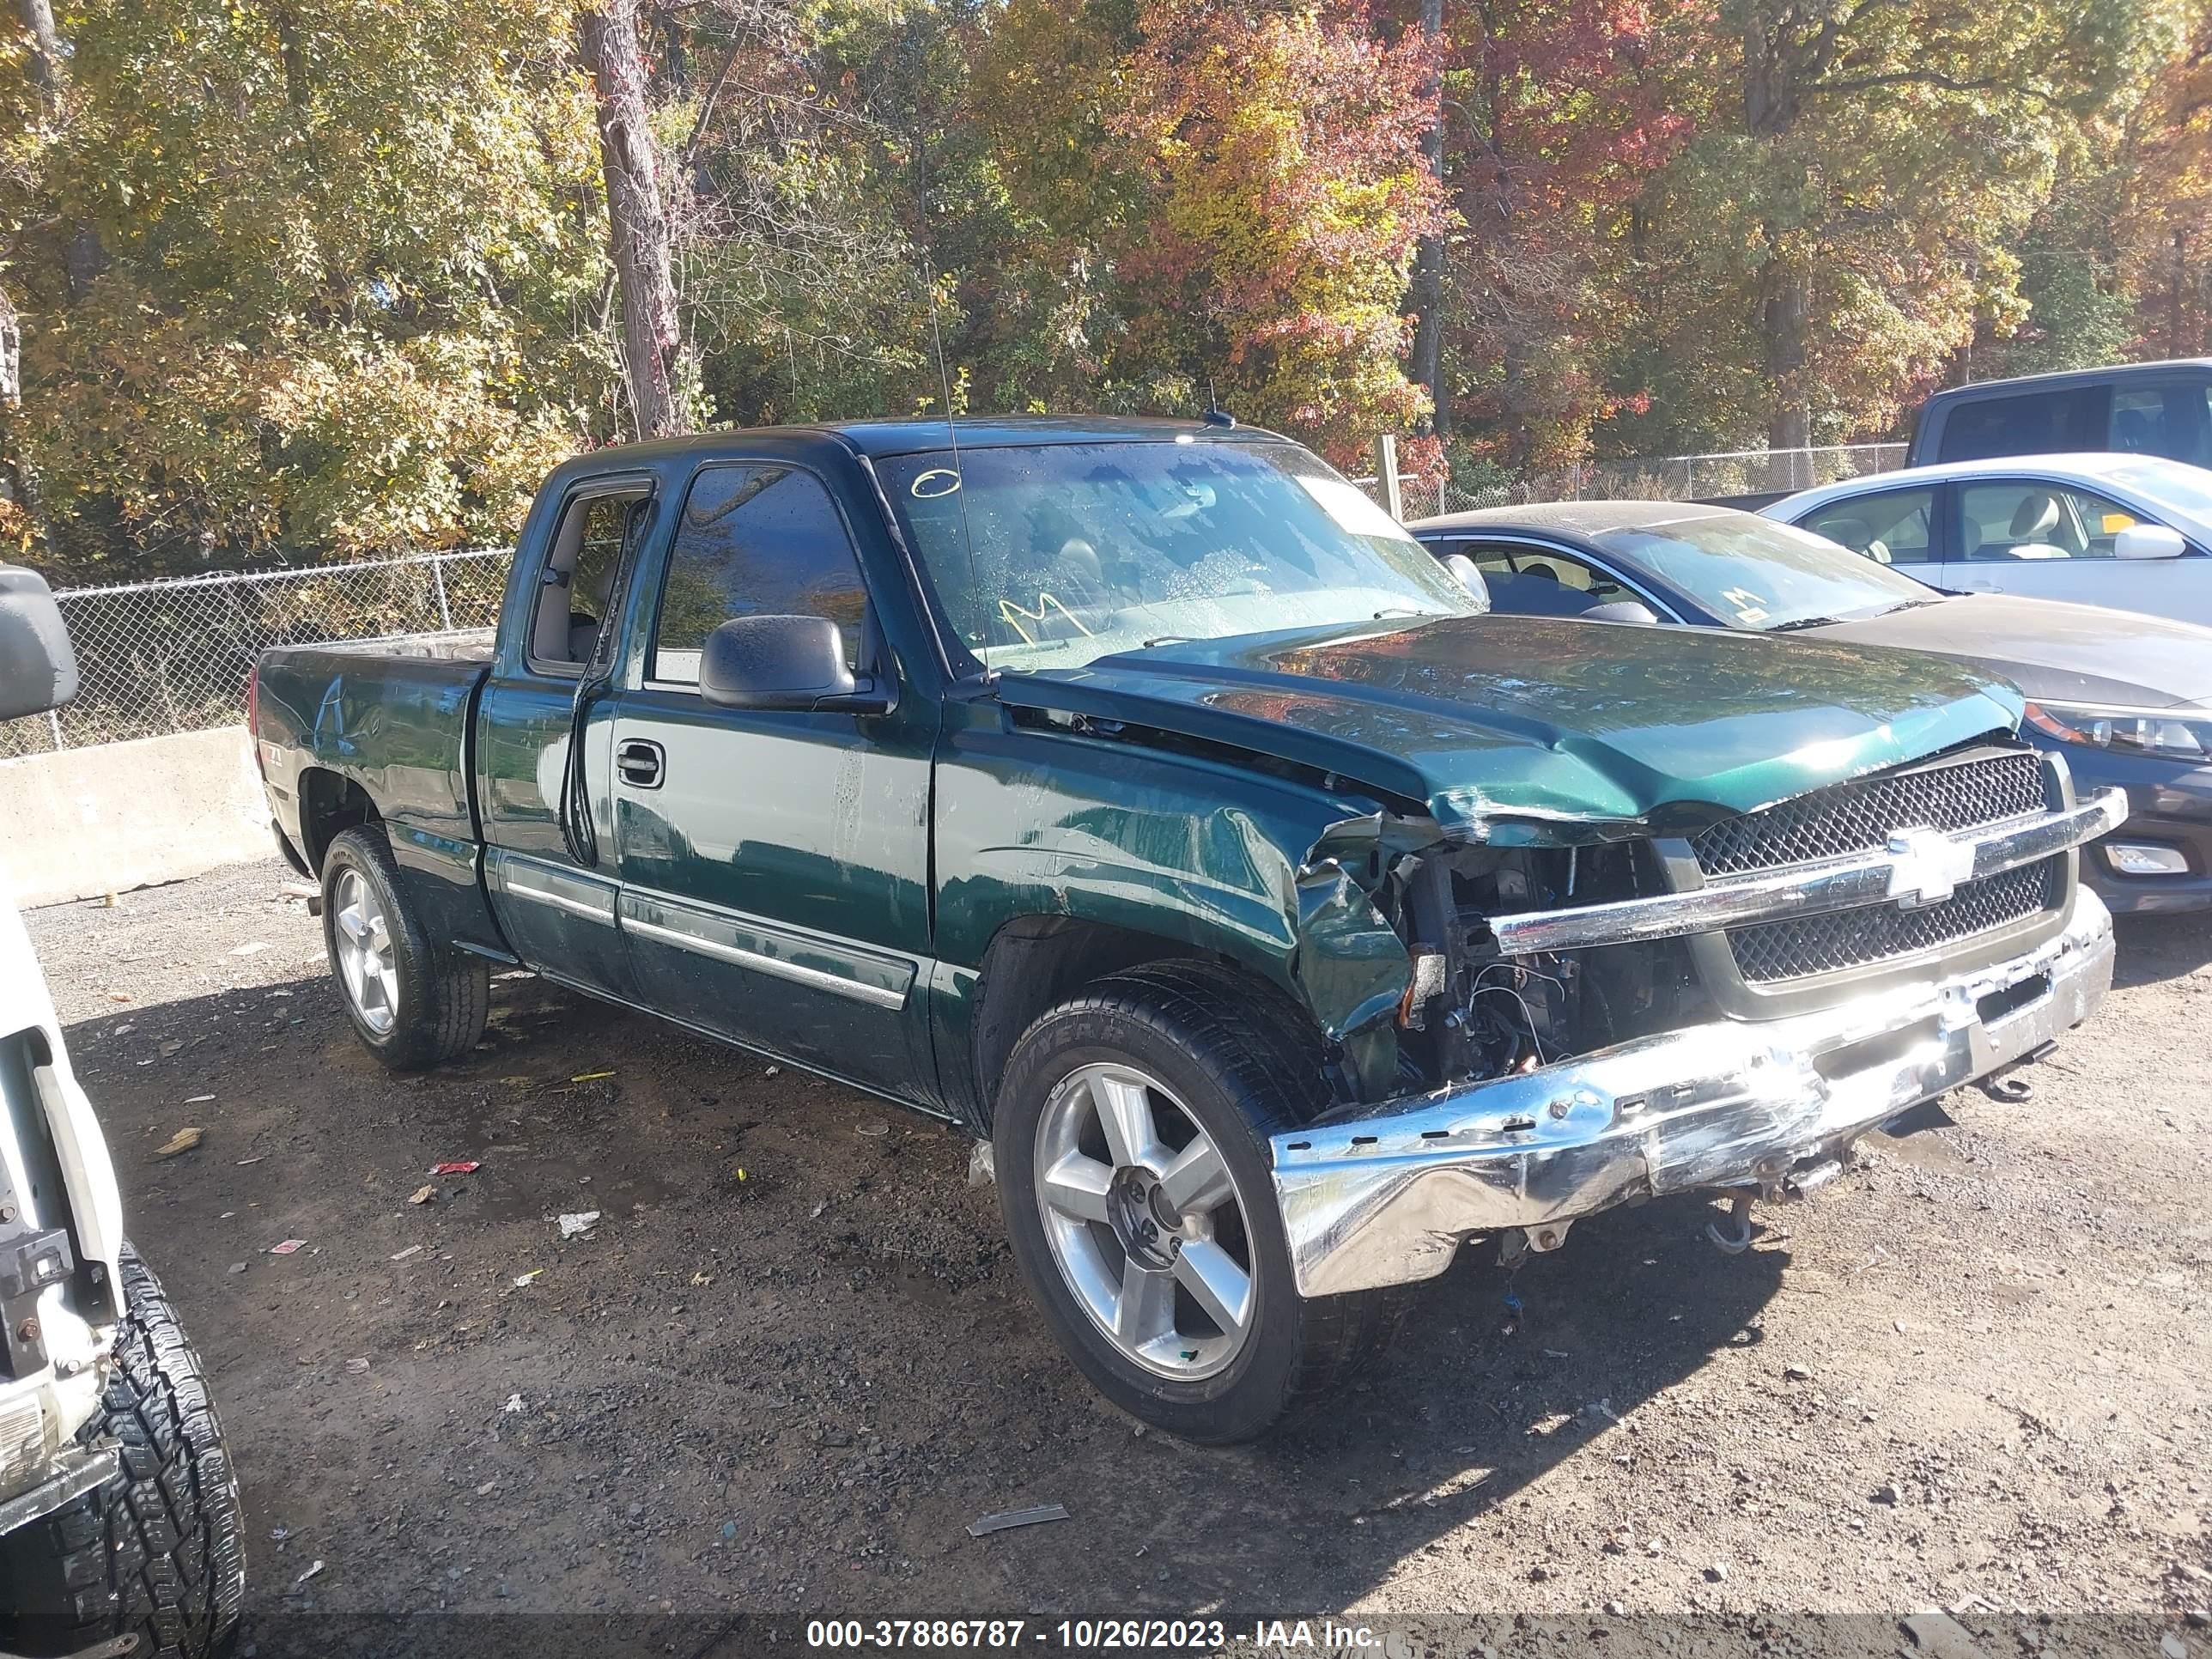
top-left (331, 866), bottom-right (398, 1036)
top-left (319, 824), bottom-right (488, 1071)
top-left (995, 962), bottom-right (1413, 1443)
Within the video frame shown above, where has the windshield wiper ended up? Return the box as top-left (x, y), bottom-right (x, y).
top-left (1770, 597), bottom-right (1942, 633)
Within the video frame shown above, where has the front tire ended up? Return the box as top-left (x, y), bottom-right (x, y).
top-left (994, 962), bottom-right (1410, 1443)
top-left (321, 823), bottom-right (489, 1071)
top-left (0, 1245), bottom-right (246, 1659)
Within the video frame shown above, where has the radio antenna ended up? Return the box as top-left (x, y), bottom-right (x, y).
top-left (925, 277), bottom-right (990, 682)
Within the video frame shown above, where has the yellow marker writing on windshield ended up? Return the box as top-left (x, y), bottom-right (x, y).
top-left (998, 592), bottom-right (1095, 645)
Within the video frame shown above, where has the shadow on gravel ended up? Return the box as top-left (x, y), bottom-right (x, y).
top-left (2112, 911), bottom-right (2212, 988)
top-left (1005, 1194), bottom-right (1790, 1611)
top-left (66, 963), bottom-right (1790, 1624)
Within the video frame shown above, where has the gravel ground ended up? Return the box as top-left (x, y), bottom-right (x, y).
top-left (22, 861), bottom-right (2212, 1658)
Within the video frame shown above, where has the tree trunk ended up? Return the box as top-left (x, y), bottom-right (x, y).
top-left (2172, 226), bottom-right (2189, 357)
top-left (578, 0), bottom-right (688, 441)
top-left (1761, 252), bottom-right (1812, 486)
top-left (17, 0), bottom-right (62, 106)
top-left (0, 284), bottom-right (19, 406)
top-left (1405, 0), bottom-right (1448, 440)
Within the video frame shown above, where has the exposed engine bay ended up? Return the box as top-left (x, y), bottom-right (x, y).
top-left (1378, 834), bottom-right (1711, 1092)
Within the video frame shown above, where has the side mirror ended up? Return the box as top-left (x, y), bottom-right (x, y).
top-left (698, 615), bottom-right (889, 713)
top-left (1582, 599), bottom-right (1662, 624)
top-left (1439, 553), bottom-right (1491, 613)
top-left (2115, 522), bottom-right (2187, 561)
top-left (0, 565), bottom-right (79, 721)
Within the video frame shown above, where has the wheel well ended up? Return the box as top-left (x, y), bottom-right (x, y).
top-left (969, 917), bottom-right (1318, 1129)
top-left (298, 769), bottom-right (380, 872)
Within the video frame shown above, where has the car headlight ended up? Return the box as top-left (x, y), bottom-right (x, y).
top-left (2025, 701), bottom-right (2212, 759)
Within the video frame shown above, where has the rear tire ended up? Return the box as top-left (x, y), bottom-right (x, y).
top-left (993, 961), bottom-right (1412, 1443)
top-left (321, 823), bottom-right (489, 1071)
top-left (0, 1245), bottom-right (246, 1659)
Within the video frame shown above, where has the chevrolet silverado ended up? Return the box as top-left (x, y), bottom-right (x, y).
top-left (249, 417), bottom-right (2124, 1442)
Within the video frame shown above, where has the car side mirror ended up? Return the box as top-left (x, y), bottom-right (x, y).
top-left (2114, 523), bottom-right (2187, 561)
top-left (1582, 599), bottom-right (1662, 624)
top-left (0, 565), bottom-right (80, 721)
top-left (698, 615), bottom-right (890, 713)
top-left (1439, 553), bottom-right (1491, 613)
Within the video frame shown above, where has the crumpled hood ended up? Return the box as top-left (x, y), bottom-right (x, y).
top-left (996, 614), bottom-right (2023, 842)
top-left (1808, 592), bottom-right (2212, 711)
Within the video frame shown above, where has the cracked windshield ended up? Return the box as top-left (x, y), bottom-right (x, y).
top-left (878, 439), bottom-right (1476, 672)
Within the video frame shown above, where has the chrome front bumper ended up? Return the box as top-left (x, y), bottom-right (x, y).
top-left (1270, 890), bottom-right (2116, 1297)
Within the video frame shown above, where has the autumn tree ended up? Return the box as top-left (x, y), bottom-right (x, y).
top-left (1106, 0), bottom-right (1444, 462)
top-left (1618, 0), bottom-right (2175, 468)
top-left (2113, 1), bottom-right (2212, 357)
top-left (1426, 0), bottom-right (1697, 471)
top-left (580, 0), bottom-right (694, 440)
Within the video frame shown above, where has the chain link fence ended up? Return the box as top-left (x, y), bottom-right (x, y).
top-left (0, 549), bottom-right (511, 759)
top-left (1368, 443), bottom-right (1908, 521)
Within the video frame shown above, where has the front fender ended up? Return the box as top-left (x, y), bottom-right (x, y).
top-left (933, 708), bottom-right (1418, 1101)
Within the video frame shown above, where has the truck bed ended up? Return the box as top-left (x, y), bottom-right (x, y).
top-left (252, 637), bottom-right (495, 862)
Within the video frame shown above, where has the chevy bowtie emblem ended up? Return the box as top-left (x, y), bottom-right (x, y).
top-left (1885, 826), bottom-right (1977, 908)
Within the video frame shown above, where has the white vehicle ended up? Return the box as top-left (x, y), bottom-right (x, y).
top-left (0, 566), bottom-right (243, 1659)
top-left (1765, 453), bottom-right (2212, 627)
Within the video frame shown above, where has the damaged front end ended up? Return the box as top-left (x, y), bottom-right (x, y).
top-left (1278, 748), bottom-right (2127, 1297)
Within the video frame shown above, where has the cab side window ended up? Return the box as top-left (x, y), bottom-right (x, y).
top-left (651, 465), bottom-right (872, 686)
top-left (528, 488), bottom-right (651, 672)
top-left (2109, 384), bottom-right (2212, 467)
top-left (1798, 488), bottom-right (1936, 565)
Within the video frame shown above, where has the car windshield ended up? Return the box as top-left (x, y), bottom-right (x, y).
top-left (2103, 458), bottom-right (2212, 523)
top-left (876, 439), bottom-right (1477, 673)
top-left (1594, 511), bottom-right (1935, 630)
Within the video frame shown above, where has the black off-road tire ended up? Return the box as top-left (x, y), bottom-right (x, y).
top-left (321, 823), bottom-right (489, 1071)
top-left (0, 1245), bottom-right (246, 1659)
top-left (994, 961), bottom-right (1414, 1443)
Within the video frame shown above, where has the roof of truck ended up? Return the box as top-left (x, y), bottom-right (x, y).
top-left (1917, 358), bottom-right (2212, 404)
top-left (581, 415), bottom-right (1286, 465)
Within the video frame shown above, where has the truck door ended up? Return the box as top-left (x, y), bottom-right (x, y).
top-left (606, 458), bottom-right (939, 1100)
top-left (476, 473), bottom-right (656, 1001)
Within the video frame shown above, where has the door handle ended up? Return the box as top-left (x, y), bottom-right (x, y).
top-left (615, 738), bottom-right (665, 789)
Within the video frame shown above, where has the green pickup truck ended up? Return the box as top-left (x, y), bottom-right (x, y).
top-left (249, 417), bottom-right (2124, 1442)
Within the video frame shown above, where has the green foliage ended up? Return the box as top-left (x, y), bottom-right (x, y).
top-left (3, 0), bottom-right (614, 577)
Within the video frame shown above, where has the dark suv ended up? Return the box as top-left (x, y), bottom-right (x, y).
top-left (1907, 359), bottom-right (2212, 469)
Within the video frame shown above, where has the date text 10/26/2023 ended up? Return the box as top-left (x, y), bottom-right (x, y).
top-left (805, 1619), bottom-right (1410, 1654)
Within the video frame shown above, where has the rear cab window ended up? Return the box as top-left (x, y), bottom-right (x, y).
top-left (1935, 387), bottom-right (2106, 463)
top-left (527, 486), bottom-right (653, 675)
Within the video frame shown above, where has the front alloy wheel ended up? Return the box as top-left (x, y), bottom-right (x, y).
top-left (1034, 1062), bottom-right (1256, 1380)
top-left (994, 963), bottom-right (1414, 1443)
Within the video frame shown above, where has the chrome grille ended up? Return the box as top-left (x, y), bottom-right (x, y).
top-left (1692, 749), bottom-right (2048, 877)
top-left (1727, 858), bottom-right (2063, 984)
